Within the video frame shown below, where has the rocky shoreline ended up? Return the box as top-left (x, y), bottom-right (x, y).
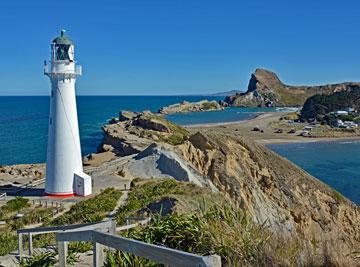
top-left (1, 110), bottom-right (360, 265)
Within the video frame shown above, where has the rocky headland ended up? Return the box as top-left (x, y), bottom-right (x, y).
top-left (88, 110), bottom-right (360, 264)
top-left (158, 99), bottom-right (224, 114)
top-left (2, 110), bottom-right (360, 265)
top-left (225, 68), bottom-right (360, 107)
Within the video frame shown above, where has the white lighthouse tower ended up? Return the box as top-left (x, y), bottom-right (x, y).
top-left (44, 30), bottom-right (91, 197)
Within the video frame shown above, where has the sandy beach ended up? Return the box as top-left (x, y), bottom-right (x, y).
top-left (186, 112), bottom-right (360, 145)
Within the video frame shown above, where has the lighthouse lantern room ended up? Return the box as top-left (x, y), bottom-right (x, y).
top-left (44, 30), bottom-right (92, 197)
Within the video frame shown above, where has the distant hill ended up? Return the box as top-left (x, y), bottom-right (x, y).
top-left (224, 68), bottom-right (360, 107)
top-left (210, 90), bottom-right (243, 96)
top-left (301, 90), bottom-right (360, 120)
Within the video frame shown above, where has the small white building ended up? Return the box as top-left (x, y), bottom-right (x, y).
top-left (344, 121), bottom-right (358, 128)
top-left (344, 107), bottom-right (355, 113)
top-left (334, 119), bottom-right (344, 127)
top-left (302, 126), bottom-right (313, 131)
top-left (335, 111), bottom-right (349, 116)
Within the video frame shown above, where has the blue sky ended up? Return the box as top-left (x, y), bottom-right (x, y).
top-left (0, 0), bottom-right (359, 95)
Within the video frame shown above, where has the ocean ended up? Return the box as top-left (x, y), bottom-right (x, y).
top-left (0, 96), bottom-right (270, 165)
top-left (1, 96), bottom-right (359, 205)
top-left (268, 141), bottom-right (360, 205)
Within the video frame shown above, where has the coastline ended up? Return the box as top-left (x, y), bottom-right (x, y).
top-left (186, 112), bottom-right (360, 145)
top-left (258, 136), bottom-right (360, 145)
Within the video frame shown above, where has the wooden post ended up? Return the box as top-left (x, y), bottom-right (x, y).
top-left (18, 233), bottom-right (23, 259)
top-left (110, 220), bottom-right (116, 234)
top-left (28, 233), bottom-right (33, 256)
top-left (203, 255), bottom-right (222, 267)
top-left (93, 242), bottom-right (104, 267)
top-left (58, 241), bottom-right (68, 267)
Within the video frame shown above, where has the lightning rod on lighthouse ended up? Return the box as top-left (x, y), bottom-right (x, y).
top-left (44, 30), bottom-right (92, 197)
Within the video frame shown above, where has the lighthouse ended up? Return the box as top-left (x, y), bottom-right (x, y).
top-left (44, 30), bottom-right (92, 197)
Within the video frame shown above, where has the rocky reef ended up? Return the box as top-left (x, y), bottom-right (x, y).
top-left (158, 99), bottom-right (224, 114)
top-left (225, 68), bottom-right (360, 107)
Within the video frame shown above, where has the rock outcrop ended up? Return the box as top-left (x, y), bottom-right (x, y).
top-left (98, 111), bottom-right (190, 156)
top-left (126, 143), bottom-right (216, 190)
top-left (175, 132), bottom-right (360, 264)
top-left (158, 99), bottom-right (224, 114)
top-left (95, 112), bottom-right (360, 264)
top-left (225, 68), bottom-right (360, 107)
top-left (0, 164), bottom-right (44, 178)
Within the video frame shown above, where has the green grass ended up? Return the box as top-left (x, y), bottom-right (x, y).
top-left (112, 179), bottom-right (272, 265)
top-left (200, 101), bottom-right (219, 111)
top-left (164, 134), bottom-right (186, 145)
top-left (109, 201), bottom-right (272, 266)
top-left (21, 208), bottom-right (54, 225)
top-left (51, 188), bottom-right (122, 225)
top-left (111, 180), bottom-right (324, 266)
top-left (145, 113), bottom-right (190, 145)
top-left (0, 197), bottom-right (30, 219)
top-left (116, 180), bottom-right (183, 224)
top-left (19, 251), bottom-right (56, 267)
top-left (0, 232), bottom-right (18, 256)
top-left (0, 189), bottom-right (122, 257)
top-left (5, 197), bottom-right (30, 211)
top-left (332, 189), bottom-right (344, 202)
top-left (0, 197), bottom-right (57, 256)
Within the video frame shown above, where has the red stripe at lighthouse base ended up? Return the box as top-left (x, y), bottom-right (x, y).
top-left (44, 192), bottom-right (75, 198)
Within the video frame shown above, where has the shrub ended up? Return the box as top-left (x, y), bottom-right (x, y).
top-left (21, 208), bottom-right (53, 225)
top-left (19, 251), bottom-right (56, 267)
top-left (104, 250), bottom-right (157, 267)
top-left (1, 197), bottom-right (30, 213)
top-left (68, 242), bottom-right (92, 254)
top-left (110, 201), bottom-right (271, 266)
top-left (51, 188), bottom-right (122, 225)
top-left (0, 233), bottom-right (18, 256)
top-left (116, 180), bottom-right (181, 223)
top-left (301, 90), bottom-right (360, 120)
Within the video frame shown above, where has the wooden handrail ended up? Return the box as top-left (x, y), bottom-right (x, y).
top-left (17, 220), bottom-right (112, 235)
top-left (17, 218), bottom-right (221, 267)
top-left (56, 229), bottom-right (221, 267)
top-left (17, 220), bottom-right (115, 259)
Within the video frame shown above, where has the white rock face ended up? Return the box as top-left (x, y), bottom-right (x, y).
top-left (127, 143), bottom-right (217, 191)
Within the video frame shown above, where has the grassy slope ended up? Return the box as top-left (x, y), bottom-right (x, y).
top-left (112, 179), bottom-right (316, 266)
top-left (0, 189), bottom-right (123, 257)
